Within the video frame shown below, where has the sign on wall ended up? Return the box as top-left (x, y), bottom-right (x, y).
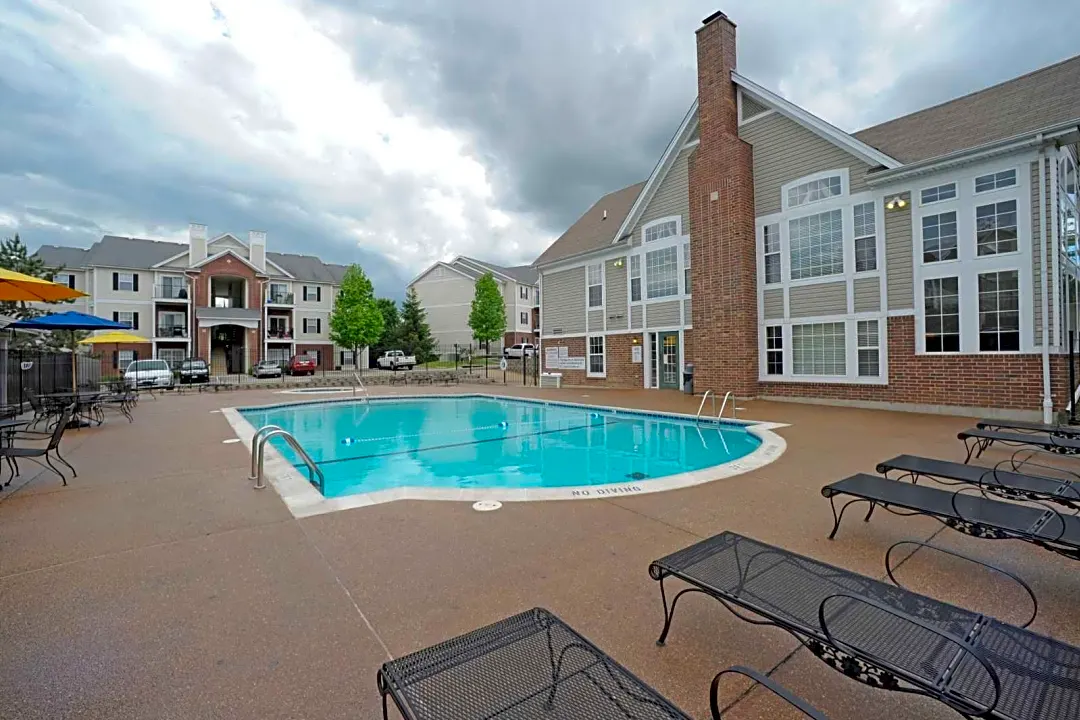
top-left (631, 345), bottom-right (642, 364)
top-left (545, 346), bottom-right (586, 370)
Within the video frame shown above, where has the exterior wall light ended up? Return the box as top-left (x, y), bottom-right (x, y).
top-left (886, 196), bottom-right (908, 210)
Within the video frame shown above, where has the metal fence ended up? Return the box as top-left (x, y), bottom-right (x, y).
top-left (2, 348), bottom-right (102, 408)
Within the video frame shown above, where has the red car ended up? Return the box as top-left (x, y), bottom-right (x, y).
top-left (286, 354), bottom-right (317, 376)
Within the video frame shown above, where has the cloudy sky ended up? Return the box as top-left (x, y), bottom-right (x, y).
top-left (1, 0), bottom-right (1075, 297)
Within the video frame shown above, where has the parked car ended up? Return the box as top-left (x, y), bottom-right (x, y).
top-left (286, 355), bottom-right (317, 376)
top-left (376, 350), bottom-right (416, 370)
top-left (253, 360), bottom-right (283, 378)
top-left (503, 343), bottom-right (536, 359)
top-left (125, 359), bottom-right (174, 389)
top-left (177, 358), bottom-right (209, 384)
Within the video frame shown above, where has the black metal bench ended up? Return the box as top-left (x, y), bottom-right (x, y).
top-left (650, 531), bottom-right (1080, 720)
top-left (959, 428), bottom-right (1080, 462)
top-left (976, 418), bottom-right (1080, 437)
top-left (822, 473), bottom-right (1080, 561)
top-left (377, 607), bottom-right (826, 719)
top-left (877, 454), bottom-right (1080, 510)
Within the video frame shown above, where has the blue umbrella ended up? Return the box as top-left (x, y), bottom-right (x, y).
top-left (10, 311), bottom-right (130, 392)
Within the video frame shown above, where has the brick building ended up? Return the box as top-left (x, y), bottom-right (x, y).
top-left (535, 11), bottom-right (1080, 421)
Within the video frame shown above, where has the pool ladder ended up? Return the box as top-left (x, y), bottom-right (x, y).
top-left (696, 390), bottom-right (739, 421)
top-left (353, 373), bottom-right (369, 403)
top-left (250, 424), bottom-right (324, 491)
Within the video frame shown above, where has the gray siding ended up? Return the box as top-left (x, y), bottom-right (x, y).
top-left (763, 288), bottom-right (784, 319)
top-left (605, 257), bottom-right (628, 331)
top-left (683, 299), bottom-right (692, 326)
top-left (885, 193), bottom-right (914, 311)
top-left (646, 300), bottom-right (680, 327)
top-left (740, 92), bottom-right (769, 121)
top-left (738, 113), bottom-right (873, 217)
top-left (789, 282), bottom-right (847, 318)
top-left (587, 309), bottom-right (604, 331)
top-left (630, 305), bottom-right (643, 329)
top-left (854, 277), bottom-right (880, 312)
top-left (541, 267), bottom-right (585, 335)
top-left (632, 147), bottom-right (692, 246)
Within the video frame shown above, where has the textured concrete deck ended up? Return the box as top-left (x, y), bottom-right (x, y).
top-left (2, 385), bottom-right (1078, 719)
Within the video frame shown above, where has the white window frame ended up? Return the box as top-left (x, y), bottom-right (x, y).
top-left (974, 168), bottom-right (1017, 194)
top-left (781, 169), bottom-right (849, 212)
top-left (764, 325), bottom-right (783, 375)
top-left (682, 241), bottom-right (691, 295)
top-left (856, 319), bottom-right (881, 377)
top-left (117, 272), bottom-right (135, 292)
top-left (762, 223), bottom-right (782, 285)
top-left (974, 199), bottom-right (1020, 257)
top-left (641, 216), bottom-right (682, 244)
top-left (758, 315), bottom-right (887, 385)
top-left (519, 311), bottom-right (529, 326)
top-left (644, 245), bottom-right (680, 300)
top-left (976, 269), bottom-right (1022, 353)
top-left (920, 210), bottom-right (959, 265)
top-left (788, 208), bottom-right (845, 280)
top-left (519, 285), bottom-right (529, 300)
top-left (919, 182), bottom-right (957, 206)
top-left (853, 201), bottom-right (877, 273)
top-left (629, 255), bottom-right (642, 302)
top-left (586, 263), bottom-right (603, 309)
top-left (118, 349), bottom-right (135, 367)
top-left (303, 285), bottom-right (319, 302)
top-left (791, 321), bottom-right (847, 377)
top-left (157, 347), bottom-right (185, 367)
top-left (117, 311), bottom-right (135, 328)
top-left (53, 273), bottom-right (75, 289)
top-left (587, 334), bottom-right (606, 377)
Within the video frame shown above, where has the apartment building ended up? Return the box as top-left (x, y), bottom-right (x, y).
top-left (409, 256), bottom-right (540, 350)
top-left (37, 224), bottom-right (368, 372)
top-left (536, 11), bottom-right (1079, 421)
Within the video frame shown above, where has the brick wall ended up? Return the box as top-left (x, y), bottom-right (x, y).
top-left (542, 334), bottom-right (644, 388)
top-left (97, 343), bottom-right (150, 376)
top-left (688, 13), bottom-right (758, 397)
top-left (295, 343), bottom-right (334, 371)
top-left (760, 316), bottom-right (1069, 413)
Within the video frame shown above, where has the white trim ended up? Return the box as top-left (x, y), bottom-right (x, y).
top-left (586, 334), bottom-right (607, 377)
top-left (757, 314), bottom-right (888, 385)
top-left (189, 248), bottom-right (266, 275)
top-left (681, 139), bottom-right (700, 150)
top-left (781, 168), bottom-right (849, 213)
top-left (737, 88), bottom-right (776, 127)
top-left (731, 72), bottom-right (902, 169)
top-left (917, 181), bottom-right (958, 207)
top-left (407, 260), bottom-right (479, 287)
top-left (611, 100), bottom-right (700, 245)
top-left (641, 215), bottom-right (683, 243)
top-left (585, 261), bottom-right (604, 311)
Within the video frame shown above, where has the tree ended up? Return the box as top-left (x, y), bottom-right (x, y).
top-left (328, 265), bottom-right (384, 367)
top-left (368, 297), bottom-right (401, 366)
top-left (396, 288), bottom-right (437, 363)
top-left (0, 234), bottom-right (80, 349)
top-left (468, 272), bottom-right (506, 353)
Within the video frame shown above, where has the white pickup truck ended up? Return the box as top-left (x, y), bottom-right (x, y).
top-left (376, 350), bottom-right (416, 371)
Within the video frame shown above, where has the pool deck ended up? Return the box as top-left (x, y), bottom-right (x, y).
top-left (1, 385), bottom-right (1078, 719)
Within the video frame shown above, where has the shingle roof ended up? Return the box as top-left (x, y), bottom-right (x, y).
top-left (533, 182), bottom-right (645, 266)
top-left (35, 236), bottom-right (349, 284)
top-left (457, 257), bottom-right (539, 285)
top-left (854, 53), bottom-right (1080, 163)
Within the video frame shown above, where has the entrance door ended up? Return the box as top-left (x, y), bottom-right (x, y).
top-left (658, 332), bottom-right (679, 389)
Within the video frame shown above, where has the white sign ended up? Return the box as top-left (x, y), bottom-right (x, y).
top-left (545, 347), bottom-right (559, 366)
top-left (499, 357), bottom-right (508, 371)
top-left (20, 361), bottom-right (33, 371)
top-left (631, 345), bottom-right (642, 363)
top-left (558, 346), bottom-right (569, 359)
top-left (548, 356), bottom-right (586, 371)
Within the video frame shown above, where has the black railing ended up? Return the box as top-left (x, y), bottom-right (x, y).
top-left (267, 328), bottom-right (294, 339)
top-left (154, 284), bottom-right (189, 300)
top-left (266, 292), bottom-right (295, 305)
top-left (156, 325), bottom-right (189, 338)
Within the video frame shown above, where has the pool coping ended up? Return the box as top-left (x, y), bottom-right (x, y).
top-left (221, 393), bottom-right (788, 518)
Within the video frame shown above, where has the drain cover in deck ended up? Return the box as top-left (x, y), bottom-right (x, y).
top-left (472, 501), bottom-right (502, 512)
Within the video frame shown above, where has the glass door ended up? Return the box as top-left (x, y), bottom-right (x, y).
top-left (649, 333), bottom-right (659, 388)
top-left (659, 332), bottom-right (679, 389)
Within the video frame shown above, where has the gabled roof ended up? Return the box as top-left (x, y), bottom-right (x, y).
top-left (854, 53), bottom-right (1080, 164)
top-left (456, 256), bottom-right (539, 286)
top-left (190, 248), bottom-right (266, 274)
top-left (533, 182), bottom-right (645, 267)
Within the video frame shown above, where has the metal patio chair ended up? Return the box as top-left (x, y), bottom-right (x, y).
top-left (649, 531), bottom-right (1080, 720)
top-left (0, 404), bottom-right (77, 486)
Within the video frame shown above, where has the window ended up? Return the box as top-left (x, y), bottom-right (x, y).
top-left (588, 336), bottom-right (605, 375)
top-left (302, 318), bottom-right (322, 334)
top-left (306, 349), bottom-right (321, 365)
top-left (645, 247), bottom-right (679, 298)
top-left (922, 211), bottom-right (958, 263)
top-left (975, 169), bottom-right (1016, 193)
top-left (269, 316), bottom-right (288, 334)
top-left (765, 326), bottom-right (783, 375)
top-left (786, 174), bottom-right (842, 208)
top-left (853, 202), bottom-right (877, 272)
top-left (161, 276), bottom-right (186, 299)
top-left (158, 312), bottom-right (184, 336)
top-left (520, 311), bottom-right (529, 325)
top-left (792, 323), bottom-right (845, 376)
top-left (976, 200), bottom-right (1018, 256)
top-left (789, 209), bottom-right (843, 279)
top-left (978, 271), bottom-right (1020, 351)
top-left (118, 350), bottom-right (135, 368)
top-left (303, 285), bottom-right (321, 301)
top-left (763, 223), bottom-right (781, 284)
top-left (341, 350), bottom-right (355, 366)
top-left (643, 218), bottom-right (679, 243)
top-left (115, 272), bottom-right (136, 292)
top-left (53, 273), bottom-right (75, 289)
top-left (158, 348), bottom-right (185, 368)
top-left (857, 320), bottom-right (880, 377)
top-left (113, 311), bottom-right (138, 329)
top-left (682, 241), bottom-right (691, 294)
top-left (586, 263), bottom-right (603, 308)
top-left (519, 285), bottom-right (529, 300)
top-left (920, 183), bottom-right (956, 205)
top-left (629, 255), bottom-right (641, 302)
top-left (924, 277), bottom-right (960, 352)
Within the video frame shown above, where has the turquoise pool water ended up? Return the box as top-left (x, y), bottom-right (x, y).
top-left (240, 396), bottom-right (761, 498)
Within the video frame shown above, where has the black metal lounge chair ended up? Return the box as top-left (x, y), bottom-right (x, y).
top-left (877, 454), bottom-right (1080, 510)
top-left (0, 404), bottom-right (77, 486)
top-left (976, 418), bottom-right (1080, 437)
top-left (650, 531), bottom-right (1080, 720)
top-left (959, 427), bottom-right (1080, 462)
top-left (376, 607), bottom-right (827, 720)
top-left (93, 388), bottom-right (135, 423)
top-left (822, 473), bottom-right (1080, 561)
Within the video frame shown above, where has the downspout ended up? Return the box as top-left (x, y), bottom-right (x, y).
top-left (1039, 143), bottom-right (1053, 424)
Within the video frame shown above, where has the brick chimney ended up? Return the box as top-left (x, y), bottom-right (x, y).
top-left (688, 11), bottom-right (758, 397)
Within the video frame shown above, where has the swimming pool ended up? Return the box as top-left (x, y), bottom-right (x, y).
top-left (231, 395), bottom-right (783, 512)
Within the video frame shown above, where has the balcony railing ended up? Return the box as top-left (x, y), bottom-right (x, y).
top-left (156, 325), bottom-right (189, 338)
top-left (266, 291), bottom-right (295, 305)
top-left (267, 328), bottom-right (294, 340)
top-left (154, 284), bottom-right (189, 300)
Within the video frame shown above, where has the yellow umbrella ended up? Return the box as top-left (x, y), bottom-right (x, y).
top-left (0, 267), bottom-right (87, 302)
top-left (78, 331), bottom-right (152, 346)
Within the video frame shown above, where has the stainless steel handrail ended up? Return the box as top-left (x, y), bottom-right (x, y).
top-left (251, 426), bottom-right (324, 491)
top-left (353, 372), bottom-right (369, 402)
top-left (695, 390), bottom-right (714, 420)
top-left (249, 424), bottom-right (283, 480)
top-left (718, 391), bottom-right (737, 420)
